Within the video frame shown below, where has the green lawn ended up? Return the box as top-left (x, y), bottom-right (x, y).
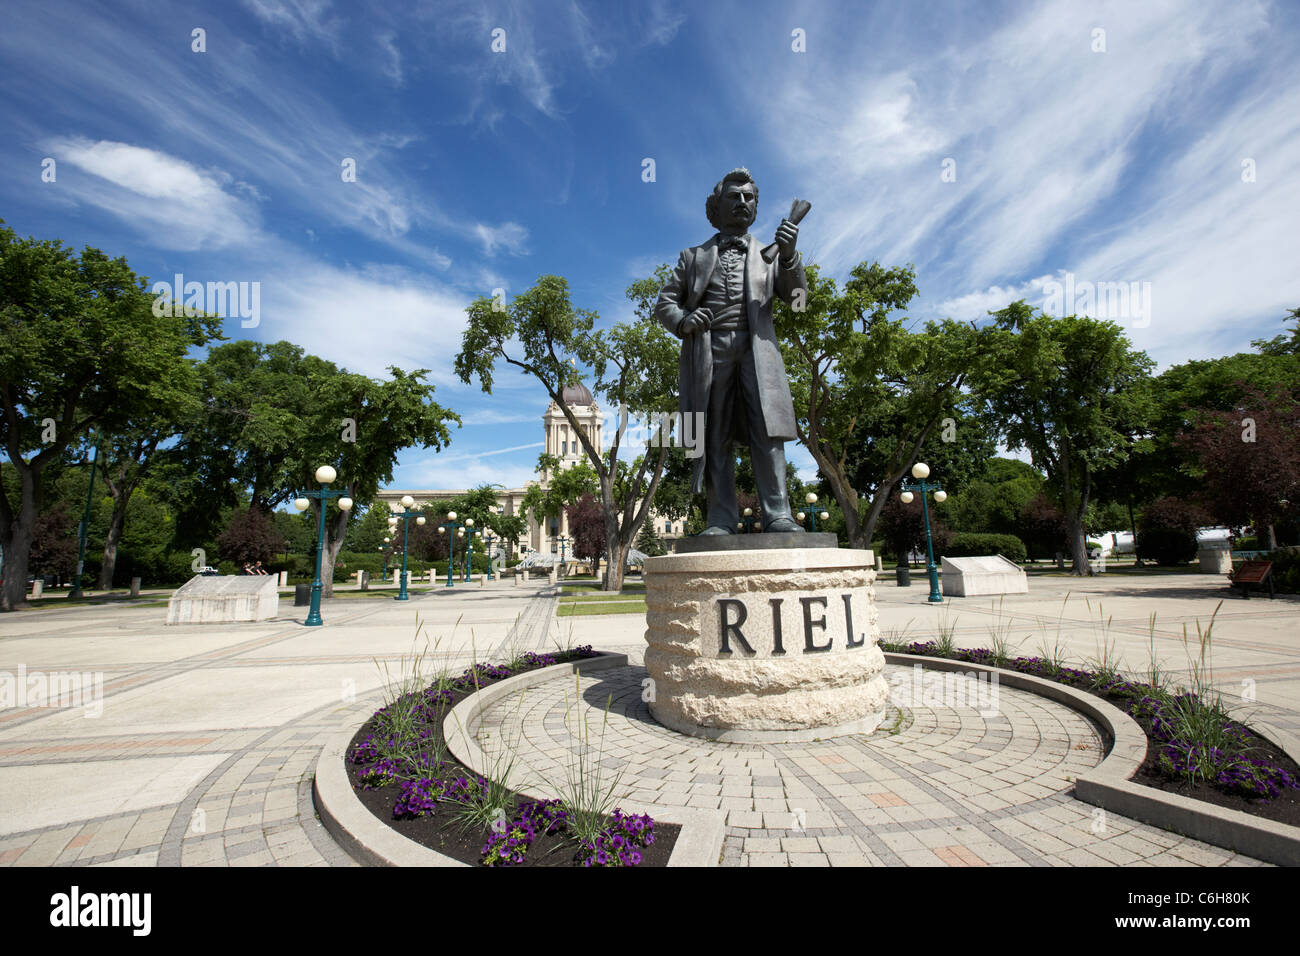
top-left (556, 599), bottom-right (647, 617)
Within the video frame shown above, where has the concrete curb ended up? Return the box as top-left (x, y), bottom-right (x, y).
top-left (313, 652), bottom-right (724, 867)
top-left (886, 652), bottom-right (1300, 866)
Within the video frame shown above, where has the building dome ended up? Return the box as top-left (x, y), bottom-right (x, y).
top-left (561, 382), bottom-right (595, 406)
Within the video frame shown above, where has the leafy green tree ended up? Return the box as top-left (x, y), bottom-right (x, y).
top-left (976, 303), bottom-right (1156, 574)
top-left (0, 222), bottom-right (222, 609)
top-left (779, 262), bottom-right (991, 549)
top-left (1251, 307), bottom-right (1300, 356)
top-left (457, 274), bottom-right (678, 591)
top-left (177, 341), bottom-right (458, 596)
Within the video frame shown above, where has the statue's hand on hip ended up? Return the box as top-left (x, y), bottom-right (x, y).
top-left (682, 308), bottom-right (712, 336)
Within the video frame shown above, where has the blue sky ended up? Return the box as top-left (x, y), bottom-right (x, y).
top-left (3, 0), bottom-right (1298, 492)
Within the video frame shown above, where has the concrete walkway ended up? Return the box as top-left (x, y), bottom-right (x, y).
top-left (0, 571), bottom-right (1295, 866)
top-left (0, 581), bottom-right (561, 866)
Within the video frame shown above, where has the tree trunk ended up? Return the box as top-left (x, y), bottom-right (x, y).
top-left (1, 510), bottom-right (37, 610)
top-left (98, 490), bottom-right (131, 590)
top-left (1066, 508), bottom-right (1091, 575)
top-left (1, 465), bottom-right (42, 611)
top-left (1128, 498), bottom-right (1141, 567)
top-left (320, 505), bottom-right (350, 598)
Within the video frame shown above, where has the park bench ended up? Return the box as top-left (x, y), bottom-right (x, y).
top-left (1228, 559), bottom-right (1274, 599)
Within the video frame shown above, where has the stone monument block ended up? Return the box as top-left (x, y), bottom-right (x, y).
top-left (643, 548), bottom-right (886, 741)
top-left (940, 555), bottom-right (1028, 598)
top-left (166, 575), bottom-right (279, 624)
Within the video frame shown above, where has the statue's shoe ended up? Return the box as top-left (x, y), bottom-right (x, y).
top-left (764, 517), bottom-right (804, 533)
top-left (699, 526), bottom-right (735, 536)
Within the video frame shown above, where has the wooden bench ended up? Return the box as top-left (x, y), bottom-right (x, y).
top-left (1228, 560), bottom-right (1274, 599)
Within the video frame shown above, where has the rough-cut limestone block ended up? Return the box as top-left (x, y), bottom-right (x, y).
top-left (643, 548), bottom-right (886, 740)
top-left (166, 575), bottom-right (279, 624)
top-left (940, 554), bottom-right (1028, 597)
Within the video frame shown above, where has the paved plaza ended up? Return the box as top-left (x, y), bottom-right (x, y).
top-left (0, 572), bottom-right (1297, 867)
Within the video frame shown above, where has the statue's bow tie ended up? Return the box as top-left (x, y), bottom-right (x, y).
top-left (717, 235), bottom-right (749, 253)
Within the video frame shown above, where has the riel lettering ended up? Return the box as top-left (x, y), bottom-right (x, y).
top-left (713, 593), bottom-right (871, 657)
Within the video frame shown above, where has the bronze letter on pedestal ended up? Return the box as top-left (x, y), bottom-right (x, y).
top-left (801, 596), bottom-right (831, 652)
top-left (717, 599), bottom-right (755, 655)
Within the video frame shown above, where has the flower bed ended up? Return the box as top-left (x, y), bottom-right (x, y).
top-left (886, 640), bottom-right (1300, 827)
top-left (345, 646), bottom-right (678, 867)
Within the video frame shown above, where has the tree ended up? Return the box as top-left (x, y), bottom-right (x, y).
top-left (565, 493), bottom-right (606, 569)
top-left (29, 503), bottom-right (78, 582)
top-left (94, 357), bottom-right (204, 588)
top-left (217, 506), bottom-right (287, 567)
top-left (1176, 383), bottom-right (1300, 549)
top-left (779, 261), bottom-right (991, 550)
top-left (0, 222), bottom-right (222, 609)
top-left (175, 342), bottom-right (458, 596)
top-left (636, 521), bottom-right (667, 557)
top-left (976, 303), bottom-right (1155, 574)
top-left (456, 274), bottom-right (678, 592)
top-left (1251, 307), bottom-right (1300, 356)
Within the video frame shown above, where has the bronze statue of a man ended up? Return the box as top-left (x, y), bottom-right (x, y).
top-left (654, 168), bottom-right (807, 535)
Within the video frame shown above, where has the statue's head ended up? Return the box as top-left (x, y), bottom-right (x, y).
top-left (705, 167), bottom-right (758, 232)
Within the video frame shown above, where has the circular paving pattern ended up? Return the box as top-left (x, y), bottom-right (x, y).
top-left (473, 663), bottom-right (1269, 867)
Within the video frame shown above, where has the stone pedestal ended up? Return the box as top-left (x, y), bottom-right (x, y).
top-left (643, 547), bottom-right (887, 742)
top-left (30, 579), bottom-right (43, 599)
top-left (130, 577), bottom-right (141, 597)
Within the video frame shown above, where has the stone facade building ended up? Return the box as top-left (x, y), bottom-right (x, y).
top-left (377, 384), bottom-right (686, 562)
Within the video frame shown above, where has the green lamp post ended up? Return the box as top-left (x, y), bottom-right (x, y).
top-left (437, 511), bottom-right (467, 587)
top-left (292, 465), bottom-right (354, 626)
top-left (738, 507), bottom-right (759, 533)
top-left (900, 462), bottom-right (948, 604)
top-left (387, 495), bottom-right (426, 601)
top-left (796, 492), bottom-right (829, 533)
top-left (463, 517), bottom-right (478, 582)
top-left (556, 533), bottom-right (569, 574)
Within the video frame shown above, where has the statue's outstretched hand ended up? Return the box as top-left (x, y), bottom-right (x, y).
top-left (682, 308), bottom-right (712, 335)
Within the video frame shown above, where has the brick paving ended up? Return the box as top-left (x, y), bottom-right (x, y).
top-left (0, 572), bottom-right (1296, 867)
top-left (473, 663), bottom-right (1271, 867)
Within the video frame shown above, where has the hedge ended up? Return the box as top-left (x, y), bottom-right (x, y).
top-left (940, 532), bottom-right (1028, 565)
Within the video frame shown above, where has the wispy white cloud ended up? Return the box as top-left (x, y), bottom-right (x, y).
top-left (44, 138), bottom-right (263, 250)
top-left (473, 221), bottom-right (530, 257)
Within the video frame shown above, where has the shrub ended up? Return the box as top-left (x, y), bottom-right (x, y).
top-left (941, 533), bottom-right (1028, 564)
top-left (1268, 547), bottom-right (1300, 594)
top-left (1137, 497), bottom-right (1210, 565)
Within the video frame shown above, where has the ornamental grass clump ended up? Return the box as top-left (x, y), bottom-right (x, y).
top-left (554, 673), bottom-right (628, 849)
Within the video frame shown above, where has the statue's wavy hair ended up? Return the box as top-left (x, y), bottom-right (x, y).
top-left (705, 167), bottom-right (758, 230)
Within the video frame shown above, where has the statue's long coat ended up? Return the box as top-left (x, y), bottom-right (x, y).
top-left (653, 233), bottom-right (807, 494)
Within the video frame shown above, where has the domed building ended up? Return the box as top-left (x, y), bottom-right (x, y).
top-left (377, 387), bottom-right (685, 563)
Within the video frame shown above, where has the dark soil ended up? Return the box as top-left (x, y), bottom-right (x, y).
top-left (1114, 703), bottom-right (1300, 828)
top-left (344, 652), bottom-right (679, 867)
